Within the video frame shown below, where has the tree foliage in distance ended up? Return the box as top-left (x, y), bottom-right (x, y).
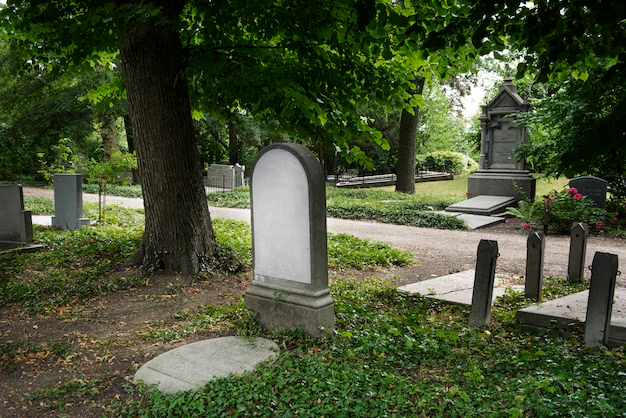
top-left (0, 37), bottom-right (96, 179)
top-left (516, 66), bottom-right (626, 206)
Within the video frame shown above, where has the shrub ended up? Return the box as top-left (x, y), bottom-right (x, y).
top-left (546, 187), bottom-right (611, 235)
top-left (416, 151), bottom-right (477, 174)
top-left (509, 187), bottom-right (614, 235)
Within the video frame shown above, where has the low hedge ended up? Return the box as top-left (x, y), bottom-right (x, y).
top-left (416, 151), bottom-right (478, 174)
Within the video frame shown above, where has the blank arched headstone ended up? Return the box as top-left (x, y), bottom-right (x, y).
top-left (246, 143), bottom-right (334, 336)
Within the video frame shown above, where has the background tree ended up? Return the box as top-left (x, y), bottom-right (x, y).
top-left (0, 37), bottom-right (95, 179)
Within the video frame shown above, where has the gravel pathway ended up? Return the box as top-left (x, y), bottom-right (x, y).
top-left (23, 187), bottom-right (626, 286)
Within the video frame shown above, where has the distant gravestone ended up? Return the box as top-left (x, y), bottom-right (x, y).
top-left (0, 185), bottom-right (33, 247)
top-left (569, 176), bottom-right (608, 209)
top-left (51, 174), bottom-right (90, 230)
top-left (246, 143), bottom-right (334, 337)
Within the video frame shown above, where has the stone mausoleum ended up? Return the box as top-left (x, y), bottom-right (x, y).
top-left (468, 78), bottom-right (535, 200)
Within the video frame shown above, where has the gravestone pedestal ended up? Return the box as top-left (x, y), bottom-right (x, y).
top-left (0, 185), bottom-right (33, 249)
top-left (246, 144), bottom-right (334, 337)
top-left (468, 169), bottom-right (536, 201)
top-left (51, 174), bottom-right (90, 230)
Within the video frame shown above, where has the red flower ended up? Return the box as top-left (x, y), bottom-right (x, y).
top-left (595, 221), bottom-right (605, 229)
top-left (567, 187), bottom-right (578, 195)
top-left (573, 193), bottom-right (583, 200)
top-left (523, 223), bottom-right (530, 230)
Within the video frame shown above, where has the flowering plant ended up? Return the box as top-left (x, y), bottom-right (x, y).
top-left (506, 186), bottom-right (613, 235)
top-left (545, 187), bottom-right (609, 235)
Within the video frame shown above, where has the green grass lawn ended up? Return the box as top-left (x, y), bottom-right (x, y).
top-left (379, 174), bottom-right (570, 198)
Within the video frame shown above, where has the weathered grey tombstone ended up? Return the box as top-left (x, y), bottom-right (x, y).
top-left (0, 185), bottom-right (33, 248)
top-left (569, 176), bottom-right (608, 209)
top-left (525, 231), bottom-right (545, 301)
top-left (246, 143), bottom-right (334, 337)
top-left (584, 252), bottom-right (618, 348)
top-left (467, 79), bottom-right (536, 201)
top-left (567, 222), bottom-right (589, 283)
top-left (469, 240), bottom-right (499, 326)
top-left (51, 174), bottom-right (90, 230)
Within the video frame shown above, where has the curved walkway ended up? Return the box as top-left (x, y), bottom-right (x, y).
top-left (23, 187), bottom-right (626, 286)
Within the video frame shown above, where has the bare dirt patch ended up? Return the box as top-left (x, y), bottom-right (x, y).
top-left (0, 269), bottom-right (251, 417)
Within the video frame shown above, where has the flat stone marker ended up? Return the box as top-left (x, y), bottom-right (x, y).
top-left (525, 232), bottom-right (545, 301)
top-left (567, 222), bottom-right (589, 283)
top-left (517, 289), bottom-right (626, 346)
top-left (569, 176), bottom-right (607, 209)
top-left (469, 240), bottom-right (499, 326)
top-left (436, 211), bottom-right (505, 229)
top-left (445, 195), bottom-right (517, 216)
top-left (247, 143), bottom-right (334, 336)
top-left (398, 270), bottom-right (523, 305)
top-left (0, 184), bottom-right (33, 249)
top-left (585, 252), bottom-right (619, 347)
top-left (134, 337), bottom-right (279, 394)
top-left (52, 174), bottom-right (90, 230)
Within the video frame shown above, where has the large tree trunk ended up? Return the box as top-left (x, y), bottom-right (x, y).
top-left (395, 77), bottom-right (425, 194)
top-left (118, 1), bottom-right (217, 274)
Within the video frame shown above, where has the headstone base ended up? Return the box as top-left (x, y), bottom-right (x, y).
top-left (51, 217), bottom-right (91, 230)
top-left (246, 284), bottom-right (334, 337)
top-left (468, 170), bottom-right (536, 200)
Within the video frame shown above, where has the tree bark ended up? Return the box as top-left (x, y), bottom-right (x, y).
top-left (118, 1), bottom-right (217, 274)
top-left (101, 117), bottom-right (119, 161)
top-left (123, 114), bottom-right (141, 184)
top-left (228, 121), bottom-right (240, 164)
top-left (395, 77), bottom-right (425, 194)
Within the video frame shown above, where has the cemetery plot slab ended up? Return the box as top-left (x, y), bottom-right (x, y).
top-left (134, 337), bottom-right (279, 394)
top-left (398, 270), bottom-right (523, 306)
top-left (437, 211), bottom-right (506, 229)
top-left (445, 195), bottom-right (517, 216)
top-left (517, 289), bottom-right (626, 346)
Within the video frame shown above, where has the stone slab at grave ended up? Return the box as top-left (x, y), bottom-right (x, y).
top-left (453, 79), bottom-right (535, 216)
top-left (246, 143), bottom-right (334, 337)
top-left (51, 174), bottom-right (90, 230)
top-left (0, 184), bottom-right (33, 249)
top-left (569, 176), bottom-right (608, 209)
top-left (445, 195), bottom-right (517, 216)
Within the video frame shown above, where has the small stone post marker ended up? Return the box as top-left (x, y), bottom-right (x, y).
top-left (584, 252), bottom-right (618, 348)
top-left (469, 240), bottom-right (499, 326)
top-left (525, 231), bottom-right (545, 301)
top-left (52, 174), bottom-right (90, 230)
top-left (246, 143), bottom-right (334, 337)
top-left (567, 222), bottom-right (589, 283)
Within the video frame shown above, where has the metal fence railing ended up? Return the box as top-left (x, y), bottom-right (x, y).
top-left (329, 161), bottom-right (457, 186)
